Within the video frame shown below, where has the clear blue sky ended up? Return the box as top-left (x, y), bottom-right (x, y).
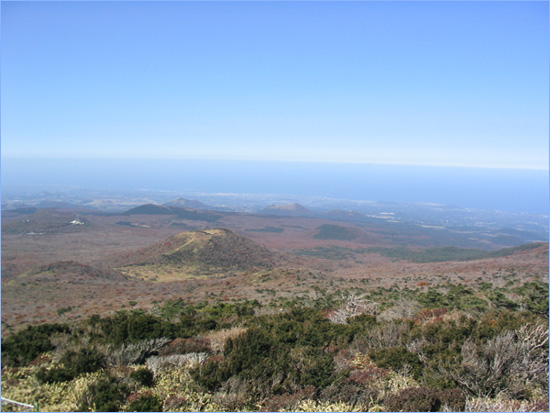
top-left (2, 1), bottom-right (548, 169)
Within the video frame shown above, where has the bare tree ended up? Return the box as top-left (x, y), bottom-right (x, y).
top-left (444, 323), bottom-right (549, 398)
top-left (327, 292), bottom-right (379, 324)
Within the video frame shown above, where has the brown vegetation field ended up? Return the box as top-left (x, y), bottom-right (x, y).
top-left (1, 207), bottom-right (547, 335)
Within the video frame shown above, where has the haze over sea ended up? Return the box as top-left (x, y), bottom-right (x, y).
top-left (2, 158), bottom-right (547, 215)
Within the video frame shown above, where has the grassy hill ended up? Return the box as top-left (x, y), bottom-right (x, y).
top-left (6, 261), bottom-right (128, 287)
top-left (118, 229), bottom-right (284, 281)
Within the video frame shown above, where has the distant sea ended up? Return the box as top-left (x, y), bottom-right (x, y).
top-left (2, 158), bottom-right (548, 214)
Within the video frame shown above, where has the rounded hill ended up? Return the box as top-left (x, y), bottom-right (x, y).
top-left (6, 261), bottom-right (128, 286)
top-left (120, 229), bottom-right (284, 279)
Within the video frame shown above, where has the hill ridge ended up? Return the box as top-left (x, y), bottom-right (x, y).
top-left (260, 203), bottom-right (314, 217)
top-left (119, 228), bottom-right (285, 278)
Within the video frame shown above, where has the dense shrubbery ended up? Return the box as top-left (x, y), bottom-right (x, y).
top-left (129, 367), bottom-right (155, 387)
top-left (78, 375), bottom-right (129, 412)
top-left (36, 347), bottom-right (105, 384)
top-left (191, 324), bottom-right (338, 395)
top-left (124, 392), bottom-right (163, 412)
top-left (368, 347), bottom-right (422, 379)
top-left (384, 387), bottom-right (466, 412)
top-left (1, 323), bottom-right (69, 367)
top-left (1, 282), bottom-right (548, 412)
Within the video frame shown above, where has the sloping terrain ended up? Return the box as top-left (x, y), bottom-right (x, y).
top-left (1, 209), bottom-right (91, 235)
top-left (5, 261), bottom-right (128, 287)
top-left (323, 209), bottom-right (369, 222)
top-left (313, 224), bottom-right (362, 241)
top-left (122, 204), bottom-right (223, 222)
top-left (163, 198), bottom-right (210, 209)
top-left (1, 205), bottom-right (548, 334)
top-left (117, 229), bottom-right (286, 280)
top-left (260, 203), bottom-right (314, 217)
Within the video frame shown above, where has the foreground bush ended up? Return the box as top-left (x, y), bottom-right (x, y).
top-left (1, 323), bottom-right (69, 367)
top-left (384, 387), bottom-right (465, 412)
top-left (36, 347), bottom-right (105, 384)
top-left (444, 323), bottom-right (549, 398)
top-left (130, 367), bottom-right (155, 387)
top-left (1, 285), bottom-right (548, 412)
top-left (125, 392), bottom-right (163, 412)
top-left (78, 375), bottom-right (129, 412)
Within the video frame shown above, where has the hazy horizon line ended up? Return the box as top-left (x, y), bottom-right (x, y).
top-left (2, 156), bottom-right (548, 172)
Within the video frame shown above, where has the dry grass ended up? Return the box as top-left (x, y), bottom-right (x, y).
top-left (206, 327), bottom-right (248, 354)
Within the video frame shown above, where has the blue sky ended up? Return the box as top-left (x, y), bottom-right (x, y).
top-left (1, 1), bottom-right (548, 170)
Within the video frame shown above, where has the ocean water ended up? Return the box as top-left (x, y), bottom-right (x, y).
top-left (1, 158), bottom-right (548, 214)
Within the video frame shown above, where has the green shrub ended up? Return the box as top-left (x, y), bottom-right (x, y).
top-left (1, 323), bottom-right (69, 367)
top-left (97, 311), bottom-right (169, 346)
top-left (57, 306), bottom-right (73, 315)
top-left (35, 347), bottom-right (105, 384)
top-left (513, 281), bottom-right (549, 315)
top-left (369, 347), bottom-right (422, 379)
top-left (130, 367), bottom-right (155, 387)
top-left (190, 358), bottom-right (229, 392)
top-left (287, 346), bottom-right (335, 389)
top-left (79, 376), bottom-right (129, 412)
top-left (60, 347), bottom-right (105, 376)
top-left (35, 366), bottom-right (75, 384)
top-left (125, 392), bottom-right (163, 412)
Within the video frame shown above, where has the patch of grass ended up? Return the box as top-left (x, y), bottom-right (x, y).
top-left (57, 306), bottom-right (73, 316)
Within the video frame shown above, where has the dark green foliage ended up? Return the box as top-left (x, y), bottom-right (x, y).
top-left (224, 329), bottom-right (274, 375)
top-left (191, 319), bottom-right (340, 395)
top-left (245, 226), bottom-right (284, 233)
top-left (190, 358), bottom-right (230, 392)
top-left (369, 347), bottom-right (422, 379)
top-left (35, 347), bottom-right (105, 384)
top-left (384, 387), bottom-right (465, 412)
top-left (88, 300), bottom-right (262, 347)
top-left (79, 376), bottom-right (129, 412)
top-left (287, 346), bottom-right (335, 389)
top-left (256, 307), bottom-right (361, 348)
top-left (122, 204), bottom-right (221, 222)
top-left (417, 284), bottom-right (488, 312)
top-left (35, 366), bottom-right (75, 384)
top-left (97, 311), bottom-right (169, 346)
top-left (314, 224), bottom-right (357, 240)
top-left (61, 347), bottom-right (105, 375)
top-left (225, 315), bottom-right (341, 390)
top-left (125, 393), bottom-right (163, 412)
top-left (347, 312), bottom-right (377, 329)
top-left (474, 310), bottom-right (540, 342)
top-left (513, 281), bottom-right (549, 315)
top-left (486, 290), bottom-right (519, 310)
top-left (367, 243), bottom-right (542, 263)
top-left (130, 367), bottom-right (155, 387)
top-left (57, 306), bottom-right (73, 315)
top-left (1, 323), bottom-right (69, 367)
top-left (6, 280), bottom-right (548, 409)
